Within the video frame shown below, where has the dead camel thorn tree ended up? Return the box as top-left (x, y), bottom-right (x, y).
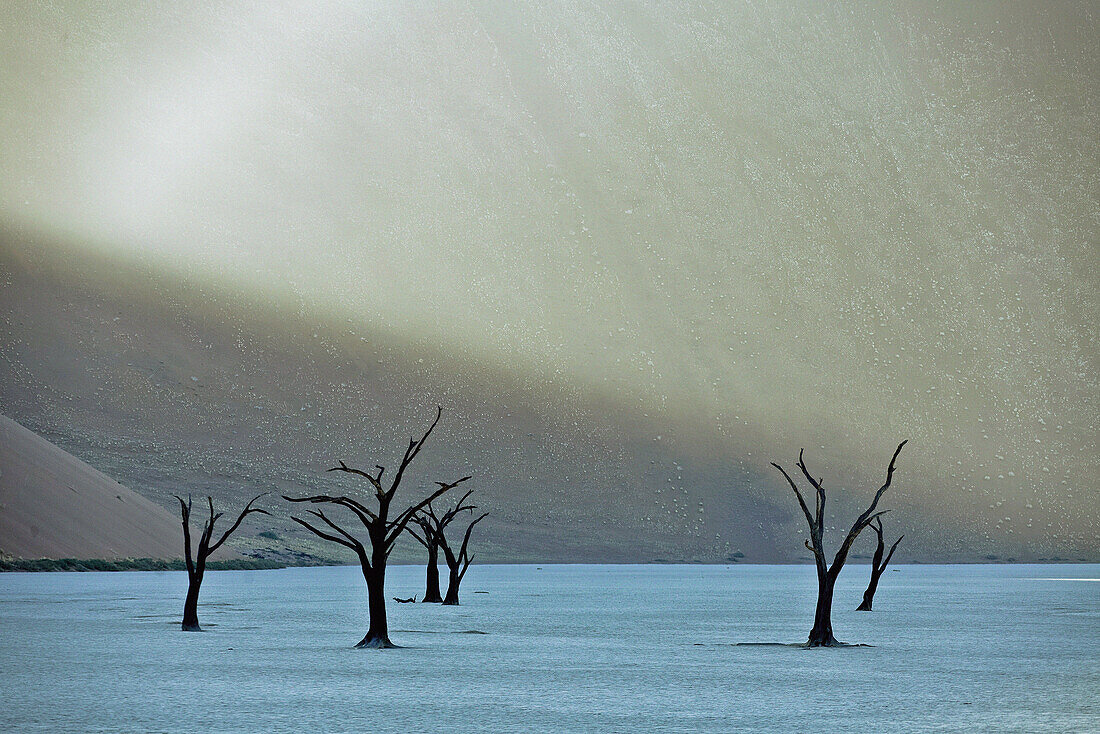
top-left (856, 517), bottom-right (903, 611)
top-left (406, 485), bottom-right (477, 603)
top-left (408, 488), bottom-right (488, 605)
top-left (439, 510), bottom-right (488, 605)
top-left (174, 493), bottom-right (269, 632)
top-left (771, 440), bottom-right (907, 647)
top-left (283, 406), bottom-right (465, 648)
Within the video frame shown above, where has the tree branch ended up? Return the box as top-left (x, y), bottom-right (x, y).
top-left (174, 494), bottom-right (195, 576)
top-left (829, 440), bottom-right (907, 572)
top-left (456, 511), bottom-right (488, 583)
top-left (457, 512), bottom-right (489, 568)
top-left (385, 478), bottom-right (466, 549)
top-left (439, 485), bottom-right (477, 527)
top-left (404, 526), bottom-right (429, 548)
top-left (305, 509), bottom-right (365, 553)
top-left (847, 440), bottom-right (907, 538)
top-left (796, 448), bottom-right (826, 531)
top-left (290, 515), bottom-right (361, 555)
top-left (861, 509), bottom-right (892, 530)
top-left (282, 494), bottom-right (378, 527)
top-left (207, 494), bottom-right (271, 554)
top-left (870, 516), bottom-right (884, 542)
top-left (771, 462), bottom-right (816, 531)
top-left (194, 496), bottom-right (224, 562)
top-left (387, 406), bottom-right (442, 498)
top-left (327, 461), bottom-right (385, 496)
top-left (883, 535), bottom-right (904, 568)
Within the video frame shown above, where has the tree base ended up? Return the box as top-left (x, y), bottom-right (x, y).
top-left (735, 641), bottom-right (873, 648)
top-left (181, 623), bottom-right (203, 632)
top-left (421, 595), bottom-right (442, 604)
top-left (804, 639), bottom-right (861, 648)
top-left (855, 601), bottom-right (873, 611)
top-left (806, 625), bottom-right (843, 647)
top-left (806, 634), bottom-right (842, 647)
top-left (355, 634), bottom-right (400, 649)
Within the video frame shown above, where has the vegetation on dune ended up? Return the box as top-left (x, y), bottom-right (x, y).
top-left (0, 557), bottom-right (288, 572)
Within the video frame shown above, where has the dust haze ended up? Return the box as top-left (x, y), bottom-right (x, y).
top-left (1, 2), bottom-right (1096, 561)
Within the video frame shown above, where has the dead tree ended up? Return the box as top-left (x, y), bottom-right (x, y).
top-left (406, 488), bottom-right (478, 603)
top-left (856, 517), bottom-right (903, 611)
top-left (407, 519), bottom-right (443, 603)
top-left (283, 407), bottom-right (467, 648)
top-left (771, 440), bottom-right (906, 646)
top-left (174, 494), bottom-right (268, 631)
top-left (439, 511), bottom-right (488, 606)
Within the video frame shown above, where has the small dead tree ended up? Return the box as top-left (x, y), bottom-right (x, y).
top-left (771, 440), bottom-right (906, 646)
top-left (856, 517), bottom-right (903, 611)
top-left (406, 487), bottom-right (477, 603)
top-left (439, 510), bottom-right (488, 606)
top-left (174, 494), bottom-right (269, 632)
top-left (407, 518), bottom-right (443, 603)
top-left (283, 407), bottom-right (466, 648)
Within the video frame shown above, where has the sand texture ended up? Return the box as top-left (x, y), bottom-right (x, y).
top-left (0, 414), bottom-right (187, 560)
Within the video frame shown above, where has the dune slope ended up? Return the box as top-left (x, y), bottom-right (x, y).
top-left (0, 414), bottom-right (184, 560)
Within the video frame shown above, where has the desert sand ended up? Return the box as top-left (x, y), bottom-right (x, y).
top-left (0, 413), bottom-right (187, 560)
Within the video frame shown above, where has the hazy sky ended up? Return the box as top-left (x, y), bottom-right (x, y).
top-left (1, 2), bottom-right (1097, 550)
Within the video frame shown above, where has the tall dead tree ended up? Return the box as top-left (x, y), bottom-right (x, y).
top-left (283, 407), bottom-right (466, 648)
top-left (856, 517), bottom-right (903, 611)
top-left (406, 488), bottom-right (477, 603)
top-left (771, 440), bottom-right (906, 646)
top-left (439, 510), bottom-right (488, 606)
top-left (174, 494), bottom-right (268, 632)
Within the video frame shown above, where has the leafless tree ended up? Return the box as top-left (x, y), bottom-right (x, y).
top-left (771, 440), bottom-right (907, 646)
top-left (283, 407), bottom-right (466, 648)
top-left (174, 494), bottom-right (269, 631)
top-left (406, 487), bottom-right (477, 603)
top-left (438, 510), bottom-right (488, 606)
top-left (856, 517), bottom-right (903, 611)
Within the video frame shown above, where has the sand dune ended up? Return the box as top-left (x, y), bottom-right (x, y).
top-left (1, 2), bottom-right (1096, 564)
top-left (0, 414), bottom-right (186, 560)
top-left (0, 232), bottom-right (781, 564)
top-left (1, 227), bottom-right (1095, 562)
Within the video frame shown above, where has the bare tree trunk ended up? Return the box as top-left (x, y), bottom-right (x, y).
top-left (856, 574), bottom-right (880, 611)
top-left (358, 563), bottom-right (394, 648)
top-left (182, 572), bottom-right (203, 631)
top-left (438, 513), bottom-right (486, 606)
top-left (442, 564), bottom-right (461, 606)
top-left (856, 519), bottom-right (902, 611)
top-left (422, 544), bottom-right (442, 603)
top-left (808, 572), bottom-right (839, 646)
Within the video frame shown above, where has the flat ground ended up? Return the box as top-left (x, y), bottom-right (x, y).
top-left (0, 563), bottom-right (1096, 732)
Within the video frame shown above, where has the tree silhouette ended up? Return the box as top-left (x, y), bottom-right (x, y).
top-left (856, 517), bottom-right (903, 611)
top-left (174, 494), bottom-right (268, 631)
top-left (283, 407), bottom-right (466, 648)
top-left (407, 488), bottom-right (486, 605)
top-left (771, 440), bottom-right (907, 646)
top-left (406, 487), bottom-right (477, 603)
top-left (439, 511), bottom-right (488, 605)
